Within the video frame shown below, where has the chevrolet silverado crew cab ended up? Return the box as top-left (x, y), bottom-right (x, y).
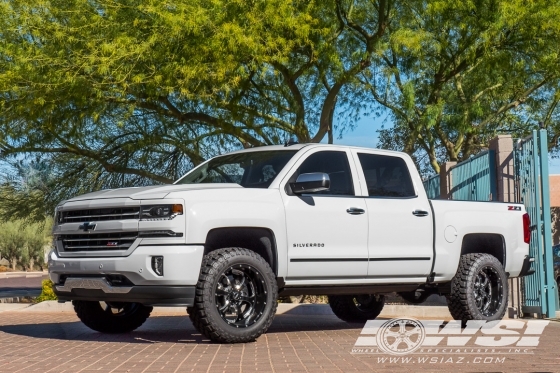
top-left (49, 144), bottom-right (534, 343)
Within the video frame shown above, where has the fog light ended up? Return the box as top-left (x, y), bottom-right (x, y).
top-left (151, 256), bottom-right (164, 276)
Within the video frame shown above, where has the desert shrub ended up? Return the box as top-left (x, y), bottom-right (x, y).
top-left (0, 219), bottom-right (52, 271)
top-left (35, 279), bottom-right (57, 302)
top-left (278, 295), bottom-right (328, 304)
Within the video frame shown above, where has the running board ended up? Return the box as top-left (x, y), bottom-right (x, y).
top-left (279, 284), bottom-right (420, 296)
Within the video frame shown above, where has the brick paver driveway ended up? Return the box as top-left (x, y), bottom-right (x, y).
top-left (0, 310), bottom-right (558, 373)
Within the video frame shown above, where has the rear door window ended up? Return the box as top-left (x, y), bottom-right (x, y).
top-left (357, 153), bottom-right (416, 197)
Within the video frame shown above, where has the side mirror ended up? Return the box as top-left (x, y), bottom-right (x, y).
top-left (290, 173), bottom-right (330, 194)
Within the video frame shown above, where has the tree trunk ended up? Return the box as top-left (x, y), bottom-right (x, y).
top-left (18, 256), bottom-right (25, 271)
top-left (29, 258), bottom-right (35, 271)
top-left (10, 258), bottom-right (17, 271)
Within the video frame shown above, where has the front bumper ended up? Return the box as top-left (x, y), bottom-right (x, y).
top-left (54, 277), bottom-right (195, 306)
top-left (48, 244), bottom-right (205, 305)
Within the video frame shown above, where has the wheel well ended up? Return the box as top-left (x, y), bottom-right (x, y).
top-left (460, 233), bottom-right (506, 266)
top-left (204, 227), bottom-right (278, 275)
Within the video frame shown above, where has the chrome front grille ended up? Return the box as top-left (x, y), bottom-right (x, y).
top-left (60, 207), bottom-right (140, 224)
top-left (59, 232), bottom-right (138, 251)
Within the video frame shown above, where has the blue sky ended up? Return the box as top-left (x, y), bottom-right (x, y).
top-left (332, 116), bottom-right (560, 175)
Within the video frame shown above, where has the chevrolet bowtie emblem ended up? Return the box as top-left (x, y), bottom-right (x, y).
top-left (78, 222), bottom-right (97, 232)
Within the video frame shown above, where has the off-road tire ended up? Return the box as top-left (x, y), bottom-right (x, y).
top-left (446, 253), bottom-right (508, 324)
top-left (73, 301), bottom-right (152, 333)
top-left (328, 294), bottom-right (385, 322)
top-left (189, 248), bottom-right (278, 343)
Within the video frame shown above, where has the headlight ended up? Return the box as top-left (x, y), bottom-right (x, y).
top-left (54, 206), bottom-right (62, 224)
top-left (141, 204), bottom-right (183, 221)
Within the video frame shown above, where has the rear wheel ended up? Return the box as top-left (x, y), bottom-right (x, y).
top-left (446, 253), bottom-right (508, 323)
top-left (328, 294), bottom-right (385, 322)
top-left (73, 301), bottom-right (152, 333)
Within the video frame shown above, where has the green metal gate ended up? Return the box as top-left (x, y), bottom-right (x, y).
top-left (514, 129), bottom-right (557, 318)
top-left (449, 150), bottom-right (497, 201)
top-left (423, 174), bottom-right (440, 199)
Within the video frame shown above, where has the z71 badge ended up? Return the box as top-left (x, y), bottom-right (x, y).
top-left (508, 206), bottom-right (522, 211)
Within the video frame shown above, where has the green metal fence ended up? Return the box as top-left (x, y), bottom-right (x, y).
top-left (514, 130), bottom-right (557, 318)
top-left (449, 150), bottom-right (497, 201)
top-left (423, 174), bottom-right (440, 199)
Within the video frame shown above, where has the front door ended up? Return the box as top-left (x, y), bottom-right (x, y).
top-left (281, 149), bottom-right (368, 280)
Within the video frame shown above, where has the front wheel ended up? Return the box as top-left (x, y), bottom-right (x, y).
top-left (446, 253), bottom-right (508, 323)
top-left (189, 248), bottom-right (278, 343)
top-left (328, 294), bottom-right (385, 322)
top-left (73, 301), bottom-right (152, 333)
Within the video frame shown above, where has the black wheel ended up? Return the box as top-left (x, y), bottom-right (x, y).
top-left (446, 253), bottom-right (508, 323)
top-left (189, 248), bottom-right (278, 343)
top-left (73, 300), bottom-right (152, 333)
top-left (328, 294), bottom-right (385, 322)
top-left (398, 290), bottom-right (431, 305)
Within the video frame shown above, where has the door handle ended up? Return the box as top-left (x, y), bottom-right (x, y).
top-left (346, 207), bottom-right (365, 215)
top-left (412, 209), bottom-right (429, 217)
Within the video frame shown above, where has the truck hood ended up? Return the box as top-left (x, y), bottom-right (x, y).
top-left (65, 184), bottom-right (242, 202)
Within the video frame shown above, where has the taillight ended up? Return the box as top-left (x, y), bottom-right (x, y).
top-left (523, 213), bottom-right (531, 244)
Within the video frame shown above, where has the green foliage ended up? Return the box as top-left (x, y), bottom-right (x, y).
top-left (0, 219), bottom-right (51, 270)
top-left (0, 220), bottom-right (26, 270)
top-left (24, 218), bottom-right (52, 271)
top-left (0, 0), bottom-right (559, 202)
top-left (0, 0), bottom-right (395, 217)
top-left (35, 279), bottom-right (57, 302)
top-left (370, 0), bottom-right (560, 173)
top-left (0, 158), bottom-right (60, 222)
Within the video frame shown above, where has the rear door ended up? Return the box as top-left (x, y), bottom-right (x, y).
top-left (351, 150), bottom-right (433, 278)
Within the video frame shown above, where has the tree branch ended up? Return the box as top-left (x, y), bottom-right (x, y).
top-left (478, 77), bottom-right (551, 129)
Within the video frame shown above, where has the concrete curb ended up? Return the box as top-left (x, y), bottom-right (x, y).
top-left (4, 301), bottom-right (453, 318)
top-left (18, 301), bottom-right (72, 312)
top-left (0, 303), bottom-right (33, 312)
top-left (0, 271), bottom-right (48, 279)
top-left (4, 301), bottom-right (560, 319)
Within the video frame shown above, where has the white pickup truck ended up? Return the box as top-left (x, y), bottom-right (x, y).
top-left (49, 144), bottom-right (534, 343)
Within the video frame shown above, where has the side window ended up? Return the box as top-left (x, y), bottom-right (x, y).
top-left (291, 151), bottom-right (354, 196)
top-left (357, 153), bottom-right (416, 197)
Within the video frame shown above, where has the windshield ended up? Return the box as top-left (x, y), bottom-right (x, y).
top-left (175, 150), bottom-right (298, 188)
